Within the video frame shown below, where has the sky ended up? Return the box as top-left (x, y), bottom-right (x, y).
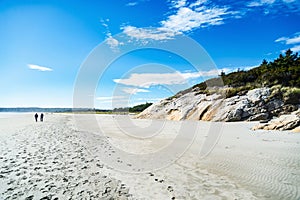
top-left (0, 0), bottom-right (299, 109)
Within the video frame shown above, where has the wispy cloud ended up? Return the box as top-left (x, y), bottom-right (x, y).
top-left (96, 96), bottom-right (125, 100)
top-left (28, 64), bottom-right (53, 72)
top-left (122, 87), bottom-right (150, 94)
top-left (275, 33), bottom-right (300, 52)
top-left (136, 97), bottom-right (162, 101)
top-left (170, 0), bottom-right (187, 8)
top-left (119, 0), bottom-right (299, 43)
top-left (122, 0), bottom-right (237, 41)
top-left (106, 36), bottom-right (124, 52)
top-left (126, 1), bottom-right (138, 6)
top-left (161, 6), bottom-right (229, 31)
top-left (96, 96), bottom-right (127, 103)
top-left (96, 96), bottom-right (131, 109)
top-left (275, 35), bottom-right (300, 44)
top-left (240, 65), bottom-right (260, 71)
top-left (122, 26), bottom-right (176, 41)
top-left (247, 0), bottom-right (276, 7)
top-left (290, 45), bottom-right (300, 52)
top-left (101, 18), bottom-right (124, 51)
top-left (246, 0), bottom-right (299, 14)
top-left (114, 69), bottom-right (226, 88)
top-left (247, 0), bottom-right (297, 7)
top-left (120, 0), bottom-right (299, 42)
top-left (96, 95), bottom-right (159, 108)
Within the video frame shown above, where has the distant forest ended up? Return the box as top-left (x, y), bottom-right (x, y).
top-left (193, 49), bottom-right (300, 90)
top-left (112, 102), bottom-right (153, 113)
top-left (221, 49), bottom-right (300, 88)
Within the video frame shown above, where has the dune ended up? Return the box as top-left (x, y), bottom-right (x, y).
top-left (0, 113), bottom-right (299, 199)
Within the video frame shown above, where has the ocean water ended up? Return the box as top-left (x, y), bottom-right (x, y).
top-left (0, 112), bottom-right (34, 119)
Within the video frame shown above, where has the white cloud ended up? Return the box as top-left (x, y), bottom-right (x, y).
top-left (113, 69), bottom-right (224, 88)
top-left (96, 94), bottom-right (159, 108)
top-left (241, 65), bottom-right (259, 71)
top-left (223, 65), bottom-right (260, 72)
top-left (262, 0), bottom-right (276, 4)
top-left (171, 0), bottom-right (187, 8)
top-left (247, 0), bottom-right (275, 7)
top-left (136, 97), bottom-right (163, 101)
top-left (122, 26), bottom-right (176, 41)
top-left (161, 6), bottom-right (229, 32)
top-left (100, 18), bottom-right (110, 31)
top-left (122, 0), bottom-right (235, 41)
top-left (96, 96), bottom-right (125, 101)
top-left (100, 18), bottom-right (124, 51)
top-left (247, 1), bottom-right (263, 7)
top-left (189, 0), bottom-right (207, 8)
top-left (247, 0), bottom-right (295, 7)
top-left (275, 33), bottom-right (300, 52)
top-left (285, 35), bottom-right (300, 45)
top-left (28, 64), bottom-right (53, 72)
top-left (282, 0), bottom-right (295, 2)
top-left (126, 2), bottom-right (138, 6)
top-left (122, 87), bottom-right (150, 94)
top-left (96, 95), bottom-right (131, 109)
top-left (121, 0), bottom-right (298, 42)
top-left (106, 36), bottom-right (123, 52)
top-left (275, 37), bottom-right (288, 42)
top-left (291, 45), bottom-right (300, 52)
top-left (96, 96), bottom-right (128, 103)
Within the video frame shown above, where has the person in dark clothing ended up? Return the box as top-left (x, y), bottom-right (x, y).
top-left (40, 113), bottom-right (44, 122)
top-left (34, 113), bottom-right (38, 122)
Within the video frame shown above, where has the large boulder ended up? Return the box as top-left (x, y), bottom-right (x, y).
top-left (266, 99), bottom-right (283, 112)
top-left (246, 88), bottom-right (270, 104)
top-left (252, 110), bottom-right (300, 131)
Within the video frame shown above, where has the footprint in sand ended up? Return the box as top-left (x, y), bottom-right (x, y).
top-left (167, 186), bottom-right (174, 192)
top-left (149, 172), bottom-right (154, 177)
top-left (96, 163), bottom-right (104, 168)
top-left (25, 195), bottom-right (34, 200)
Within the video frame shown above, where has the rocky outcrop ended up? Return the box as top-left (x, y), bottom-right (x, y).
top-left (137, 87), bottom-right (300, 127)
top-left (248, 113), bottom-right (269, 121)
top-left (252, 110), bottom-right (300, 132)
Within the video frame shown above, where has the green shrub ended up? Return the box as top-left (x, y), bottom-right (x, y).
top-left (129, 102), bottom-right (153, 113)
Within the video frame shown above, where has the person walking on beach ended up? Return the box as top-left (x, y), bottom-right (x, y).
top-left (34, 113), bottom-right (38, 122)
top-left (40, 113), bottom-right (44, 122)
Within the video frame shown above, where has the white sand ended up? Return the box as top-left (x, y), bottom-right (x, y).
top-left (0, 113), bottom-right (299, 200)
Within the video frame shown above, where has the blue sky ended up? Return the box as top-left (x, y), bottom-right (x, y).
top-left (0, 0), bottom-right (299, 108)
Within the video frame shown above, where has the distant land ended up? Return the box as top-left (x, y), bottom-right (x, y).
top-left (0, 102), bottom-right (153, 113)
top-left (0, 107), bottom-right (109, 113)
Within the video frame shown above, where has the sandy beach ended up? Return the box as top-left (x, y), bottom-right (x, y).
top-left (0, 113), bottom-right (299, 200)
